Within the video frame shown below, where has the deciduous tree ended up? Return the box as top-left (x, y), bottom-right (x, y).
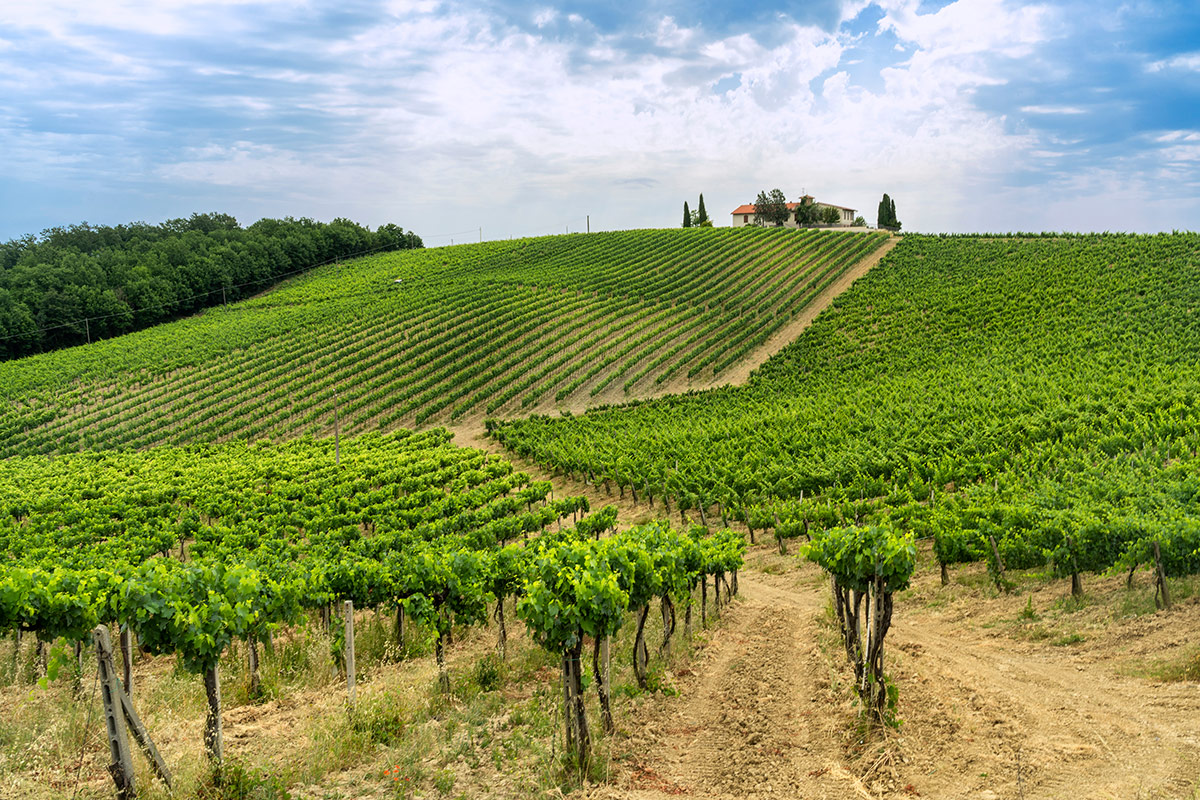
top-left (793, 198), bottom-right (819, 227)
top-left (753, 189), bottom-right (789, 227)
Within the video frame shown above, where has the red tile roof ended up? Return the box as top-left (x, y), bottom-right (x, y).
top-left (730, 199), bottom-right (855, 215)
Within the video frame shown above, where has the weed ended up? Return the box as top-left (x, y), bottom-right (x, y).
top-left (351, 691), bottom-right (408, 745)
top-left (1054, 593), bottom-right (1091, 614)
top-left (472, 653), bottom-right (503, 693)
top-left (432, 768), bottom-right (456, 795)
top-left (1117, 589), bottom-right (1159, 618)
top-left (1051, 633), bottom-right (1085, 647)
top-left (1014, 625), bottom-right (1053, 642)
top-left (1125, 648), bottom-right (1200, 683)
top-left (199, 761), bottom-right (293, 800)
top-left (1018, 595), bottom-right (1040, 622)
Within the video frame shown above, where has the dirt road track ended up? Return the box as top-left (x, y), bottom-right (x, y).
top-left (584, 563), bottom-right (1200, 800)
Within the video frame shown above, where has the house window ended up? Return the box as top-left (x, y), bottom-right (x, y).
top-left (743, 215), bottom-right (748, 223)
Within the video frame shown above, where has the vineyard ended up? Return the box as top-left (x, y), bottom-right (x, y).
top-left (4, 229), bottom-right (1200, 799)
top-left (490, 233), bottom-right (1200, 596)
top-left (0, 227), bottom-right (886, 458)
top-left (1, 431), bottom-right (744, 795)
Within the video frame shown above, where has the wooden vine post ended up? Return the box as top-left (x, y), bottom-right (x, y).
top-left (988, 535), bottom-right (1007, 591)
top-left (344, 600), bottom-right (356, 708)
top-left (95, 625), bottom-right (136, 799)
top-left (119, 625), bottom-right (134, 695)
top-left (94, 625), bottom-right (173, 797)
top-left (1153, 540), bottom-right (1172, 610)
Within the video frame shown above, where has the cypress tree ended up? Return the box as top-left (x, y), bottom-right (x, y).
top-left (697, 194), bottom-right (708, 225)
top-left (889, 197), bottom-right (900, 231)
top-left (683, 201), bottom-right (692, 228)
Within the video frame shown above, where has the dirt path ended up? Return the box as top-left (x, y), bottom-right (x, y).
top-left (711, 235), bottom-right (898, 388)
top-left (580, 556), bottom-right (1200, 800)
top-left (440, 234), bottom-right (901, 432)
top-left (886, 581), bottom-right (1200, 799)
top-left (589, 569), bottom-right (883, 800)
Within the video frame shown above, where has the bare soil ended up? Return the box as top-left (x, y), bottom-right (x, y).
top-left (578, 545), bottom-right (1200, 800)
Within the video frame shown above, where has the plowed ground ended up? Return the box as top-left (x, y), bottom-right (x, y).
top-left (577, 545), bottom-right (1200, 800)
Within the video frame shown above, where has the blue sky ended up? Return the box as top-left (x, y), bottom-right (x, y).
top-left (1, 0), bottom-right (1198, 242)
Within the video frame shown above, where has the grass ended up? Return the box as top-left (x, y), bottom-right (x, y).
top-left (1121, 648), bottom-right (1200, 683)
top-left (1, 585), bottom-right (727, 800)
top-left (1115, 574), bottom-right (1200, 619)
top-left (1051, 633), bottom-right (1086, 647)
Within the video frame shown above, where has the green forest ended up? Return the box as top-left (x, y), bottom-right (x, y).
top-left (0, 213), bottom-right (422, 359)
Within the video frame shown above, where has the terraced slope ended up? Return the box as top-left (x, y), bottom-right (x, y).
top-left (489, 233), bottom-right (1200, 566)
top-left (0, 227), bottom-right (887, 457)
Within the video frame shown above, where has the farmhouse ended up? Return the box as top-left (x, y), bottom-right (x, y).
top-left (730, 195), bottom-right (857, 228)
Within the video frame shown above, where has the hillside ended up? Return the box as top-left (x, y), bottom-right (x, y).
top-left (0, 214), bottom-right (421, 359)
top-left (0, 227), bottom-right (887, 458)
top-left (490, 233), bottom-right (1200, 575)
top-left (4, 232), bottom-right (1200, 800)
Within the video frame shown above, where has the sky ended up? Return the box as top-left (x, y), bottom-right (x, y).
top-left (1, 0), bottom-right (1198, 243)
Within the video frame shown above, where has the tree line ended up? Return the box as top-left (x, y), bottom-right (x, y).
top-left (0, 213), bottom-right (422, 360)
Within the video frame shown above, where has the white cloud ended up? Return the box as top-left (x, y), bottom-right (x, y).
top-left (85, 1), bottom-right (1037, 234)
top-left (1146, 52), bottom-right (1200, 73)
top-left (876, 0), bottom-right (1052, 59)
top-left (1020, 104), bottom-right (1087, 114)
top-left (0, 0), bottom-right (261, 37)
top-left (2, 0), bottom-right (1193, 238)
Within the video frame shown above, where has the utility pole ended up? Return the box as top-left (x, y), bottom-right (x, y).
top-left (587, 215), bottom-right (590, 234)
top-left (84, 318), bottom-right (91, 344)
top-left (479, 227), bottom-right (482, 243)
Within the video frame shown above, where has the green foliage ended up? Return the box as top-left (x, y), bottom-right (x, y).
top-left (472, 653), bottom-right (503, 692)
top-left (821, 205), bottom-right (842, 225)
top-left (696, 194), bottom-right (709, 225)
top-left (793, 198), bottom-right (820, 227)
top-left (493, 233), bottom-right (1200, 587)
top-left (802, 524), bottom-right (916, 593)
top-left (518, 538), bottom-right (629, 650)
top-left (753, 189), bottom-right (790, 227)
top-left (0, 214), bottom-right (421, 360)
top-left (682, 201), bottom-right (691, 228)
top-left (351, 691), bottom-right (409, 745)
top-left (877, 194), bottom-right (900, 229)
top-left (1018, 595), bottom-right (1039, 621)
top-left (0, 228), bottom-right (885, 446)
top-left (125, 560), bottom-right (303, 674)
top-left (199, 760), bottom-right (293, 800)
top-left (0, 431), bottom-right (592, 688)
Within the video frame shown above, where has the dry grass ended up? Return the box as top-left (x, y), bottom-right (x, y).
top-left (0, 591), bottom-right (728, 800)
